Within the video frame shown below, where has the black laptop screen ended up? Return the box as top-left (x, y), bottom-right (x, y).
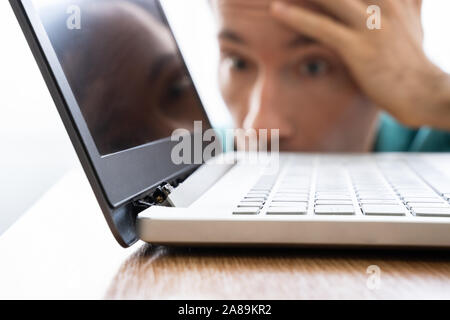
top-left (30, 0), bottom-right (210, 156)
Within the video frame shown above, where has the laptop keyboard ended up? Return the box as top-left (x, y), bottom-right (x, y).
top-left (234, 157), bottom-right (450, 217)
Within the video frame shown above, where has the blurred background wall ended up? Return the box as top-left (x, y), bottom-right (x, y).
top-left (0, 0), bottom-right (77, 235)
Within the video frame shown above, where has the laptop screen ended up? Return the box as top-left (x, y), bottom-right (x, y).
top-left (30, 0), bottom-right (210, 156)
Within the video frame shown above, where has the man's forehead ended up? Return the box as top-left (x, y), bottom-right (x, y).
top-left (212, 0), bottom-right (319, 28)
top-left (213, 0), bottom-right (317, 47)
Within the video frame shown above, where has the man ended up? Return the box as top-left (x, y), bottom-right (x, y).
top-left (211, 0), bottom-right (450, 151)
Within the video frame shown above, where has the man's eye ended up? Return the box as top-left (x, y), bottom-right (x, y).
top-left (166, 76), bottom-right (190, 100)
top-left (299, 59), bottom-right (329, 77)
top-left (227, 56), bottom-right (248, 71)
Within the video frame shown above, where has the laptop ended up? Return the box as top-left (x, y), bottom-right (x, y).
top-left (11, 0), bottom-right (450, 248)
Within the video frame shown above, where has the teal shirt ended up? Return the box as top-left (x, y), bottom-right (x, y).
top-left (218, 113), bottom-right (450, 152)
top-left (375, 113), bottom-right (450, 152)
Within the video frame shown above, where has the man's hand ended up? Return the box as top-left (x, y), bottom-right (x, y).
top-left (271, 0), bottom-right (450, 130)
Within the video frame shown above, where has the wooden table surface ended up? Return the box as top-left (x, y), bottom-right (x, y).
top-left (1, 168), bottom-right (450, 299)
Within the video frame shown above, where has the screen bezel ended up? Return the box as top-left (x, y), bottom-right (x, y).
top-left (18, 0), bottom-right (216, 208)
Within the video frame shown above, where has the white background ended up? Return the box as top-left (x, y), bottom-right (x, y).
top-left (0, 0), bottom-right (449, 235)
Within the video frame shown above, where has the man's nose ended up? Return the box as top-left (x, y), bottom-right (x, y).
top-left (243, 71), bottom-right (295, 139)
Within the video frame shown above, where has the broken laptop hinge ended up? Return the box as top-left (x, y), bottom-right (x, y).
top-left (133, 183), bottom-right (175, 210)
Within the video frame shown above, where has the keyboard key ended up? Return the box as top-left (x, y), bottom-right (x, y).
top-left (245, 194), bottom-right (268, 199)
top-left (359, 196), bottom-right (397, 200)
top-left (266, 207), bottom-right (307, 215)
top-left (408, 202), bottom-right (450, 208)
top-left (356, 187), bottom-right (392, 192)
top-left (242, 197), bottom-right (266, 202)
top-left (275, 192), bottom-right (309, 196)
top-left (362, 205), bottom-right (406, 216)
top-left (277, 189), bottom-right (310, 193)
top-left (413, 208), bottom-right (450, 217)
top-left (316, 200), bottom-right (353, 205)
top-left (247, 191), bottom-right (269, 195)
top-left (358, 191), bottom-right (393, 195)
top-left (278, 184), bottom-right (310, 189)
top-left (233, 207), bottom-right (260, 215)
top-left (238, 202), bottom-right (263, 207)
top-left (357, 193), bottom-right (397, 200)
top-left (250, 187), bottom-right (272, 192)
top-left (403, 197), bottom-right (444, 203)
top-left (315, 195), bottom-right (352, 200)
top-left (397, 188), bottom-right (435, 193)
top-left (272, 197), bottom-right (309, 202)
top-left (269, 201), bottom-right (308, 207)
top-left (400, 193), bottom-right (438, 198)
top-left (314, 205), bottom-right (355, 215)
top-left (316, 191), bottom-right (350, 195)
top-left (359, 200), bottom-right (399, 205)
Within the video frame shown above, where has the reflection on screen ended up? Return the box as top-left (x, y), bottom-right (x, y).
top-left (33, 0), bottom-right (209, 155)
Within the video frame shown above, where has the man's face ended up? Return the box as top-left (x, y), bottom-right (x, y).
top-left (213, 0), bottom-right (379, 152)
top-left (61, 2), bottom-right (208, 155)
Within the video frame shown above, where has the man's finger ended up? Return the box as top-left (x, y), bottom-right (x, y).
top-left (307, 0), bottom-right (368, 29)
top-left (270, 1), bottom-right (355, 51)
